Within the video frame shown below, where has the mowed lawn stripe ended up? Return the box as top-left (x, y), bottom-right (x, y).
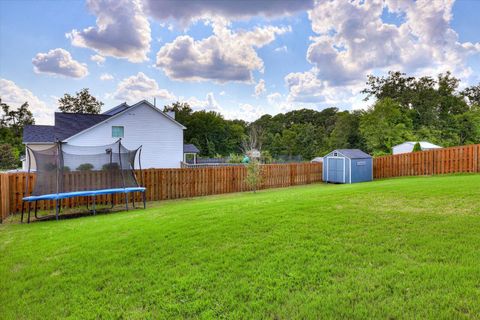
top-left (1, 175), bottom-right (480, 319)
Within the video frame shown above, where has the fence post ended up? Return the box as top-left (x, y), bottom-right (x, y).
top-left (0, 173), bottom-right (11, 223)
top-left (474, 144), bottom-right (479, 173)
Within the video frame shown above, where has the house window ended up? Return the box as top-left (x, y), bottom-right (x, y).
top-left (112, 126), bottom-right (124, 138)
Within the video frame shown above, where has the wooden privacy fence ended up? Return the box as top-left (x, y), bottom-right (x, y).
top-left (374, 144), bottom-right (480, 179)
top-left (0, 163), bottom-right (322, 221)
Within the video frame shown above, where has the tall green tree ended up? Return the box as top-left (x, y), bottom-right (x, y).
top-left (58, 88), bottom-right (104, 114)
top-left (360, 98), bottom-right (414, 155)
top-left (0, 98), bottom-right (35, 168)
top-left (0, 144), bottom-right (18, 170)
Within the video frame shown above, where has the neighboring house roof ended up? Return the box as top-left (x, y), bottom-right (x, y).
top-left (103, 102), bottom-right (130, 116)
top-left (54, 112), bottom-right (111, 141)
top-left (394, 141), bottom-right (442, 149)
top-left (311, 157), bottom-right (323, 163)
top-left (326, 149), bottom-right (372, 159)
top-left (23, 125), bottom-right (55, 143)
top-left (63, 100), bottom-right (186, 142)
top-left (183, 144), bottom-right (200, 153)
top-left (23, 100), bottom-right (186, 143)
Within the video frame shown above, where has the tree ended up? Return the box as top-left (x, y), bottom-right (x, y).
top-left (163, 101), bottom-right (193, 126)
top-left (1, 99), bottom-right (35, 136)
top-left (245, 158), bottom-right (262, 193)
top-left (360, 98), bottom-right (414, 155)
top-left (163, 102), bottom-right (247, 157)
top-left (0, 98), bottom-right (35, 167)
top-left (328, 111), bottom-right (366, 151)
top-left (58, 88), bottom-right (104, 114)
top-left (243, 127), bottom-right (263, 193)
top-left (462, 84), bottom-right (480, 107)
top-left (0, 144), bottom-right (18, 169)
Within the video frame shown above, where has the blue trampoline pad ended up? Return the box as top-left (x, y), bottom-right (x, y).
top-left (23, 187), bottom-right (146, 202)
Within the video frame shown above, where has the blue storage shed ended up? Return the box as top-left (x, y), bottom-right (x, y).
top-left (323, 149), bottom-right (373, 184)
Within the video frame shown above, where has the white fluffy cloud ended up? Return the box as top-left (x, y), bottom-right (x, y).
top-left (184, 92), bottom-right (222, 113)
top-left (156, 20), bottom-right (291, 82)
top-left (32, 48), bottom-right (88, 78)
top-left (267, 92), bottom-right (283, 105)
top-left (254, 79), bottom-right (266, 96)
top-left (112, 72), bottom-right (175, 103)
top-left (143, 0), bottom-right (314, 24)
top-left (0, 78), bottom-right (54, 125)
top-left (286, 0), bottom-right (480, 105)
top-left (100, 73), bottom-right (114, 81)
top-left (67, 0), bottom-right (151, 63)
top-left (227, 103), bottom-right (266, 122)
top-left (90, 54), bottom-right (105, 65)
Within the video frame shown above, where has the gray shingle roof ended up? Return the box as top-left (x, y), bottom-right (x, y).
top-left (23, 101), bottom-right (187, 143)
top-left (328, 149), bottom-right (372, 159)
top-left (54, 112), bottom-right (111, 141)
top-left (183, 144), bottom-right (199, 153)
top-left (23, 113), bottom-right (111, 143)
top-left (23, 125), bottom-right (55, 143)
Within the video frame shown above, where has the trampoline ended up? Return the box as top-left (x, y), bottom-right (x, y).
top-left (21, 139), bottom-right (146, 223)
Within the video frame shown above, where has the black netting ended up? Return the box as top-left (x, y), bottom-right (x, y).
top-left (27, 141), bottom-right (141, 196)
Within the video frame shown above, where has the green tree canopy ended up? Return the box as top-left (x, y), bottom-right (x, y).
top-left (360, 98), bottom-right (414, 155)
top-left (58, 88), bottom-right (104, 114)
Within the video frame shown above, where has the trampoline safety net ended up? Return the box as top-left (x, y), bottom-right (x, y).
top-left (27, 140), bottom-right (142, 196)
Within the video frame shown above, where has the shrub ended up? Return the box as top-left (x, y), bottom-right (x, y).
top-left (63, 166), bottom-right (70, 172)
top-left (245, 158), bottom-right (262, 193)
top-left (228, 153), bottom-right (244, 163)
top-left (102, 163), bottom-right (120, 171)
top-left (76, 163), bottom-right (94, 171)
top-left (44, 162), bottom-right (57, 172)
top-left (261, 150), bottom-right (273, 164)
top-left (413, 142), bottom-right (422, 152)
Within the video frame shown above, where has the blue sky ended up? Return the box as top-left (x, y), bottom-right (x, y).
top-left (1, 0), bottom-right (479, 125)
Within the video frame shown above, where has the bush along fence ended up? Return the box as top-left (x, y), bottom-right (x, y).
top-left (373, 143), bottom-right (480, 179)
top-left (0, 163), bottom-right (322, 222)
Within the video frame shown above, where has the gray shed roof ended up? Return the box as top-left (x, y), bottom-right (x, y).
top-left (183, 144), bottom-right (200, 153)
top-left (326, 149), bottom-right (372, 159)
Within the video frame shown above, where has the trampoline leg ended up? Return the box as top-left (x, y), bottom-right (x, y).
top-left (125, 193), bottom-right (129, 211)
top-left (143, 192), bottom-right (146, 209)
top-left (132, 193), bottom-right (136, 208)
top-left (93, 196), bottom-right (96, 215)
top-left (109, 193), bottom-right (115, 209)
top-left (55, 199), bottom-right (59, 221)
top-left (27, 203), bottom-right (31, 224)
top-left (21, 202), bottom-right (25, 223)
top-left (34, 201), bottom-right (38, 219)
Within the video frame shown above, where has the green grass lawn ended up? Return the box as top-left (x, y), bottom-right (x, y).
top-left (1, 175), bottom-right (480, 319)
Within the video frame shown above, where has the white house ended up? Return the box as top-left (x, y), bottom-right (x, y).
top-left (392, 141), bottom-right (442, 155)
top-left (23, 100), bottom-right (197, 169)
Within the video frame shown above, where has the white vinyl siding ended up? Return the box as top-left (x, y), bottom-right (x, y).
top-left (65, 102), bottom-right (184, 168)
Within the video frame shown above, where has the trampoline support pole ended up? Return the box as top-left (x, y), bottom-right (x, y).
top-left (125, 193), bottom-right (129, 211)
top-left (55, 199), bottom-right (59, 221)
top-left (93, 196), bottom-right (96, 215)
top-left (143, 191), bottom-right (146, 209)
top-left (27, 203), bottom-right (31, 224)
top-left (21, 202), bottom-right (25, 223)
top-left (34, 201), bottom-right (38, 219)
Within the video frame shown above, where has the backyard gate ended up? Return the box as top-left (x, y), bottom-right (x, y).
top-left (323, 149), bottom-right (373, 184)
